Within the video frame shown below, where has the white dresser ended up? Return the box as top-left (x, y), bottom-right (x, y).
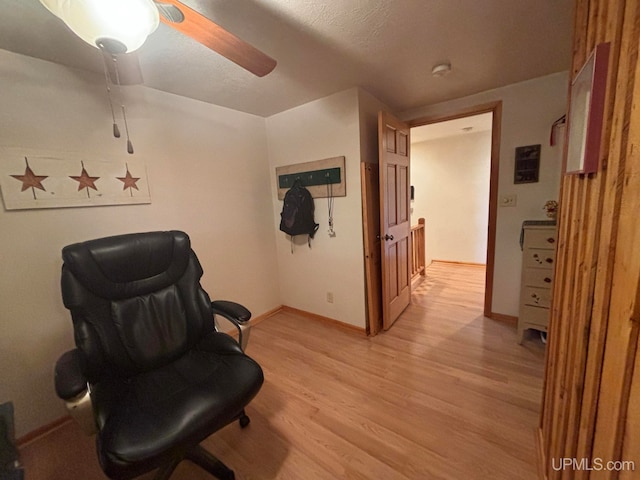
top-left (518, 222), bottom-right (557, 344)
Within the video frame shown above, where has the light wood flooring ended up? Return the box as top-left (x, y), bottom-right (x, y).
top-left (20, 262), bottom-right (546, 479)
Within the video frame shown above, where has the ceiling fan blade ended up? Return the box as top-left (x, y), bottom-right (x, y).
top-left (154, 0), bottom-right (277, 77)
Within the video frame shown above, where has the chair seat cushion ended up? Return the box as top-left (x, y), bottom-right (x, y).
top-left (92, 333), bottom-right (263, 479)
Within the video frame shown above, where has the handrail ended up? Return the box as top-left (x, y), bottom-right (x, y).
top-left (411, 218), bottom-right (426, 280)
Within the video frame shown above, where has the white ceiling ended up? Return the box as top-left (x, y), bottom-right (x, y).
top-left (411, 112), bottom-right (493, 144)
top-left (0, 0), bottom-right (573, 117)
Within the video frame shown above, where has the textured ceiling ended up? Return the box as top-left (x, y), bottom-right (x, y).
top-left (0, 0), bottom-right (573, 117)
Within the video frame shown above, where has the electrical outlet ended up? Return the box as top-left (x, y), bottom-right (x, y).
top-left (326, 292), bottom-right (334, 303)
top-left (500, 194), bottom-right (517, 207)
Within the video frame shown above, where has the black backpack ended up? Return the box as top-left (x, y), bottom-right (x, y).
top-left (280, 180), bottom-right (319, 245)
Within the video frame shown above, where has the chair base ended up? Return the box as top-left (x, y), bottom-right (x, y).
top-left (153, 445), bottom-right (234, 480)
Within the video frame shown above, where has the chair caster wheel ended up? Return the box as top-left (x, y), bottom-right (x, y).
top-left (239, 414), bottom-right (250, 428)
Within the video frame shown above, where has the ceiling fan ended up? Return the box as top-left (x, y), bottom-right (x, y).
top-left (38, 0), bottom-right (276, 154)
top-left (38, 0), bottom-right (277, 77)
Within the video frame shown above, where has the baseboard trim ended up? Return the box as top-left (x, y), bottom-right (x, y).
top-left (489, 312), bottom-right (518, 325)
top-left (280, 306), bottom-right (367, 335)
top-left (432, 259), bottom-right (486, 267)
top-left (250, 305), bottom-right (283, 327)
top-left (219, 305), bottom-right (283, 337)
top-left (17, 415), bottom-right (71, 447)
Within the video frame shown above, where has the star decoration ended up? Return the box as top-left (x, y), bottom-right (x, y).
top-left (117, 166), bottom-right (140, 192)
top-left (70, 161), bottom-right (99, 196)
top-left (11, 158), bottom-right (48, 193)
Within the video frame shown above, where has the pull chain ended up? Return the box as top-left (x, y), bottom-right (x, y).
top-left (112, 55), bottom-right (134, 154)
top-left (101, 53), bottom-right (120, 139)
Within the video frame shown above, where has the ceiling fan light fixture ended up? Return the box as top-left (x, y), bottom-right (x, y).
top-left (39, 0), bottom-right (160, 53)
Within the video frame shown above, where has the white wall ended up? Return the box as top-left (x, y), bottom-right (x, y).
top-left (0, 50), bottom-right (280, 436)
top-left (402, 72), bottom-right (567, 317)
top-left (266, 88), bottom-right (367, 328)
top-left (411, 130), bottom-right (492, 265)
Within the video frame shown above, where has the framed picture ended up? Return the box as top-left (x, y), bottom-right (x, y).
top-left (514, 144), bottom-right (541, 184)
top-left (565, 42), bottom-right (610, 174)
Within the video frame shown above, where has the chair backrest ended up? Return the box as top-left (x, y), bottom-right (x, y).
top-left (61, 231), bottom-right (214, 382)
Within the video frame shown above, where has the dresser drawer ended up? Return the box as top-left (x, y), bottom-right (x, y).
top-left (524, 249), bottom-right (556, 268)
top-left (518, 224), bottom-right (556, 343)
top-left (523, 286), bottom-right (552, 308)
top-left (520, 305), bottom-right (549, 330)
top-left (523, 268), bottom-right (554, 287)
top-left (524, 229), bottom-right (557, 249)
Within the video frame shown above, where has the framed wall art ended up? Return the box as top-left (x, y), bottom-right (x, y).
top-left (565, 42), bottom-right (610, 174)
top-left (514, 144), bottom-right (541, 184)
top-left (0, 147), bottom-right (151, 210)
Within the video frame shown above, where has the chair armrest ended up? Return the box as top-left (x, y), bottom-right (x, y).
top-left (54, 349), bottom-right (97, 435)
top-left (211, 300), bottom-right (251, 323)
top-left (211, 301), bottom-right (252, 351)
top-left (54, 349), bottom-right (88, 400)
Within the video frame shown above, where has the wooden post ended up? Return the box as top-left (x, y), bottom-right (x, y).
top-left (411, 218), bottom-right (426, 281)
top-left (419, 218), bottom-right (426, 276)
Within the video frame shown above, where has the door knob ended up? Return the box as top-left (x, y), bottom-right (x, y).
top-left (384, 234), bottom-right (394, 241)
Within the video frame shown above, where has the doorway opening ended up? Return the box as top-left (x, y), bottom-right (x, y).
top-left (361, 102), bottom-right (501, 336)
top-left (409, 112), bottom-right (493, 301)
top-left (408, 101), bottom-right (501, 320)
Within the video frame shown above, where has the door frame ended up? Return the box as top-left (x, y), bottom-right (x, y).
top-left (407, 100), bottom-right (502, 319)
top-left (360, 162), bottom-right (382, 335)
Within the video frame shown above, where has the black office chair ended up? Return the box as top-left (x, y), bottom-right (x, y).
top-left (53, 231), bottom-right (263, 480)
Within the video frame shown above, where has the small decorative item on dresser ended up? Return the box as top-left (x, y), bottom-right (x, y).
top-left (544, 200), bottom-right (558, 219)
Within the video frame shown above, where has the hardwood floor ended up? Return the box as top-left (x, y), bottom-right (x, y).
top-left (19, 262), bottom-right (546, 479)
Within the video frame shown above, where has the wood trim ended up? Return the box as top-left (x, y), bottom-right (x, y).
top-left (360, 162), bottom-right (383, 336)
top-left (407, 101), bottom-right (503, 128)
top-left (250, 305), bottom-right (283, 327)
top-left (280, 306), bottom-right (367, 335)
top-left (485, 102), bottom-right (502, 319)
top-left (431, 259), bottom-right (486, 267)
top-left (219, 305), bottom-right (283, 337)
top-left (17, 415), bottom-right (71, 447)
top-left (407, 101), bottom-right (502, 319)
top-left (488, 312), bottom-right (518, 325)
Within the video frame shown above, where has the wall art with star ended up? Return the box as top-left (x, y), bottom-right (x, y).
top-left (0, 148), bottom-right (151, 210)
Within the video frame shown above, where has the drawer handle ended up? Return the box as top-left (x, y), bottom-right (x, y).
top-left (544, 277), bottom-right (552, 283)
top-left (531, 293), bottom-right (540, 304)
top-left (545, 258), bottom-right (554, 264)
top-left (547, 237), bottom-right (555, 244)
